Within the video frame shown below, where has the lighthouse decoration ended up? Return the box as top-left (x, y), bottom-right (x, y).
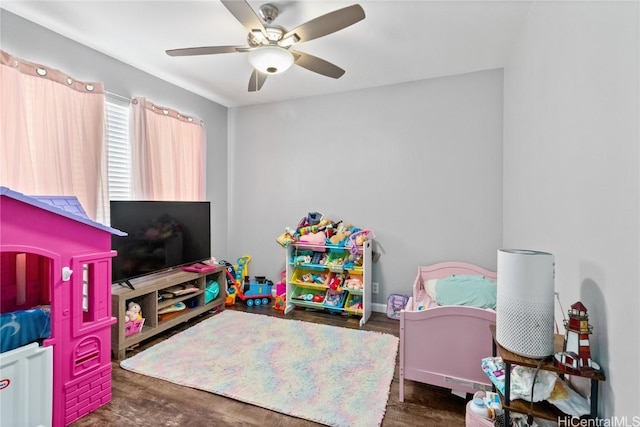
top-left (554, 301), bottom-right (601, 375)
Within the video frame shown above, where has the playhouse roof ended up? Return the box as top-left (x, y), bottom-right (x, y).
top-left (0, 186), bottom-right (126, 236)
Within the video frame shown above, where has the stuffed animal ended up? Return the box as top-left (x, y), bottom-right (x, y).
top-left (125, 301), bottom-right (142, 323)
top-left (344, 277), bottom-right (363, 290)
top-left (329, 222), bottom-right (352, 245)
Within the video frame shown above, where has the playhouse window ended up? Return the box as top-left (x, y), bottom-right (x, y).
top-left (82, 264), bottom-right (90, 313)
top-left (81, 263), bottom-right (99, 323)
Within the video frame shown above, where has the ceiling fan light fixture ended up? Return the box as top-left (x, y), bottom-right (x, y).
top-left (250, 29), bottom-right (266, 43)
top-left (248, 46), bottom-right (293, 74)
top-left (279, 33), bottom-right (300, 47)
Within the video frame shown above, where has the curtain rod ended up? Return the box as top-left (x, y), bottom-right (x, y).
top-left (105, 90), bottom-right (131, 103)
top-left (104, 90), bottom-right (205, 126)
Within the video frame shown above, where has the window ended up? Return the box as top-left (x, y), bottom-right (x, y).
top-left (105, 93), bottom-right (205, 210)
top-left (105, 94), bottom-right (131, 203)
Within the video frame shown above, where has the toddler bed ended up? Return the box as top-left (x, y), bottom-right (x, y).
top-left (399, 262), bottom-right (497, 401)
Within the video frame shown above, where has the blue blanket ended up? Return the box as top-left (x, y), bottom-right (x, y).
top-left (435, 275), bottom-right (497, 309)
top-left (0, 308), bottom-right (51, 353)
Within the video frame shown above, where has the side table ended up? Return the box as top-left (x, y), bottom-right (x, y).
top-left (490, 325), bottom-right (605, 426)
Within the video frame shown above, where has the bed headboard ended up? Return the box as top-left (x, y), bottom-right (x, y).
top-left (418, 261), bottom-right (496, 281)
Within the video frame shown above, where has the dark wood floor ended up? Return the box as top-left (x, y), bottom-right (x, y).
top-left (71, 305), bottom-right (468, 427)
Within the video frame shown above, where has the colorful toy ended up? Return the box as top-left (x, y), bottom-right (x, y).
top-left (275, 270), bottom-right (286, 296)
top-left (276, 228), bottom-right (296, 248)
top-left (219, 260), bottom-right (240, 306)
top-left (347, 295), bottom-right (363, 310)
top-left (225, 285), bottom-right (237, 307)
top-left (323, 289), bottom-right (346, 311)
top-left (234, 255), bottom-right (251, 284)
top-left (344, 276), bottom-right (363, 290)
top-left (328, 274), bottom-right (344, 291)
top-left (295, 255), bottom-right (312, 265)
top-left (346, 229), bottom-right (376, 255)
top-left (235, 276), bottom-right (274, 307)
top-left (297, 293), bottom-right (314, 301)
top-left (298, 230), bottom-right (327, 246)
top-left (273, 295), bottom-right (286, 311)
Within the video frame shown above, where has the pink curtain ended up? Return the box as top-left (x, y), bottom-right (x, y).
top-left (0, 50), bottom-right (108, 220)
top-left (130, 97), bottom-right (205, 201)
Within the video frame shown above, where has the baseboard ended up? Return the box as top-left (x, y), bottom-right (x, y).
top-left (371, 302), bottom-right (386, 313)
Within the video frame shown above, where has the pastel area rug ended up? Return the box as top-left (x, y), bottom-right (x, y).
top-left (120, 310), bottom-right (399, 427)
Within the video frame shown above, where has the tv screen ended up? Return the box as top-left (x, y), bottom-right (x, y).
top-left (110, 200), bottom-right (211, 283)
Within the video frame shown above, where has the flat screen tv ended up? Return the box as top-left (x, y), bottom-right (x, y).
top-left (110, 200), bottom-right (211, 284)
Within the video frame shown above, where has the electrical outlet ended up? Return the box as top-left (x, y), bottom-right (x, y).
top-left (372, 282), bottom-right (379, 294)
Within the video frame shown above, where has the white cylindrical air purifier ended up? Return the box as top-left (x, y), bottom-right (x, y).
top-left (496, 249), bottom-right (555, 359)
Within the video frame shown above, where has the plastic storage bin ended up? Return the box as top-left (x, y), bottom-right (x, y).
top-left (323, 289), bottom-right (347, 313)
top-left (290, 286), bottom-right (325, 304)
top-left (290, 268), bottom-right (328, 289)
top-left (344, 292), bottom-right (364, 315)
top-left (124, 318), bottom-right (145, 336)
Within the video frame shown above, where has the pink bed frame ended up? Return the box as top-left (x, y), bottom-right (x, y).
top-left (399, 262), bottom-right (497, 401)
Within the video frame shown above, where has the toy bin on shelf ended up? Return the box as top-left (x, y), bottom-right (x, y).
top-left (290, 268), bottom-right (328, 290)
top-left (325, 249), bottom-right (349, 270)
top-left (342, 272), bottom-right (364, 292)
top-left (323, 289), bottom-right (347, 313)
top-left (326, 271), bottom-right (346, 290)
top-left (290, 286), bottom-right (325, 305)
top-left (344, 292), bottom-right (364, 315)
top-left (124, 318), bottom-right (145, 337)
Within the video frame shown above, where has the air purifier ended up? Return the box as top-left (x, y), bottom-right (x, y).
top-left (496, 249), bottom-right (555, 359)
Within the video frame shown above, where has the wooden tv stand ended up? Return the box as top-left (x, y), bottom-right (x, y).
top-left (111, 264), bottom-right (225, 360)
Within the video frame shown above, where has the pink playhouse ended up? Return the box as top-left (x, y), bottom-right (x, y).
top-left (0, 186), bottom-right (125, 426)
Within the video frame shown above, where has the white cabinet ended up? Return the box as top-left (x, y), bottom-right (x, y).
top-left (284, 240), bottom-right (372, 327)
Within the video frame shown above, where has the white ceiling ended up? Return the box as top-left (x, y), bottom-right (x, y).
top-left (1, 1), bottom-right (533, 108)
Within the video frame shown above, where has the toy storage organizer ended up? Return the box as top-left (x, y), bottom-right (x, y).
top-left (285, 240), bottom-right (372, 327)
top-left (0, 187), bottom-right (123, 427)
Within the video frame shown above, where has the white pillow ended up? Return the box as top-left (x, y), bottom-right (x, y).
top-left (425, 278), bottom-right (439, 300)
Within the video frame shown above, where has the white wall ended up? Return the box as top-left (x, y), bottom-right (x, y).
top-left (227, 69), bottom-right (504, 304)
top-left (0, 10), bottom-right (230, 258)
top-left (503, 1), bottom-right (639, 418)
top-left (7, 3), bottom-right (637, 418)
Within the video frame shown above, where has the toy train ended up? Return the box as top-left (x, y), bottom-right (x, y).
top-left (235, 275), bottom-right (274, 307)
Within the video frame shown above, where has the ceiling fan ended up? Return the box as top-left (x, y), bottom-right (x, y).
top-left (166, 1), bottom-right (365, 92)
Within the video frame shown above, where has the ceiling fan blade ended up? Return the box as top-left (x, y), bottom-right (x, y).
top-left (292, 51), bottom-right (345, 79)
top-left (248, 69), bottom-right (268, 92)
top-left (166, 46), bottom-right (248, 56)
top-left (282, 4), bottom-right (365, 45)
top-left (221, 0), bottom-right (266, 34)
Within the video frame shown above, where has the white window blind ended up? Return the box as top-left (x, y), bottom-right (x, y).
top-left (105, 93), bottom-right (131, 204)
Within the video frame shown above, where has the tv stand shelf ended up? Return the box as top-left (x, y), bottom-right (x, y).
top-left (111, 264), bottom-right (225, 360)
